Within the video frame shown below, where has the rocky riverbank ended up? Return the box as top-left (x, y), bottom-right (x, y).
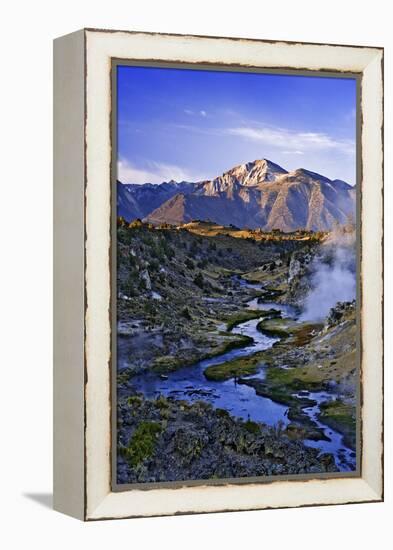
top-left (117, 392), bottom-right (337, 484)
top-left (204, 300), bottom-right (357, 451)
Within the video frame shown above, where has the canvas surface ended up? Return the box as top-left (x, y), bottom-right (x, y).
top-left (113, 63), bottom-right (360, 487)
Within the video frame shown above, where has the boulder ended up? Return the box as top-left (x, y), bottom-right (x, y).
top-left (140, 269), bottom-right (152, 290)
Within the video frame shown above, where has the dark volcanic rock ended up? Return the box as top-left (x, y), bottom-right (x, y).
top-left (117, 393), bottom-right (338, 484)
top-left (325, 300), bottom-right (356, 328)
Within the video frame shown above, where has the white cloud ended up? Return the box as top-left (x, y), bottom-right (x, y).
top-left (227, 125), bottom-right (355, 155)
top-left (117, 159), bottom-right (201, 184)
top-left (184, 109), bottom-right (207, 117)
top-left (171, 121), bottom-right (355, 157)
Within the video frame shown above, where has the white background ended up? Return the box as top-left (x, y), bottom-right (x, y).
top-left (0, 1), bottom-right (391, 548)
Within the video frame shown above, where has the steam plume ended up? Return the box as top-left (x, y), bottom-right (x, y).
top-left (300, 224), bottom-right (356, 321)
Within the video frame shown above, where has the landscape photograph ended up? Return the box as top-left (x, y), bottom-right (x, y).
top-left (114, 64), bottom-right (358, 485)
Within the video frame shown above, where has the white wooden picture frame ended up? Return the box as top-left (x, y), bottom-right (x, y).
top-left (53, 28), bottom-right (383, 521)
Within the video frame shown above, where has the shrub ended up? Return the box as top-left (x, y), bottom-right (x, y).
top-left (154, 395), bottom-right (170, 410)
top-left (117, 226), bottom-right (132, 245)
top-left (197, 258), bottom-right (208, 269)
top-left (138, 278), bottom-right (147, 291)
top-left (244, 420), bottom-right (260, 434)
top-left (181, 307), bottom-right (192, 320)
top-left (167, 246), bottom-right (175, 259)
top-left (122, 270), bottom-right (139, 297)
top-left (216, 408), bottom-right (230, 419)
top-left (190, 241), bottom-right (200, 255)
top-left (126, 395), bottom-right (142, 408)
top-left (193, 272), bottom-right (204, 288)
top-left (149, 258), bottom-right (160, 271)
top-left (120, 421), bottom-right (162, 467)
top-left (167, 279), bottom-right (175, 288)
top-left (141, 233), bottom-right (154, 247)
top-left (129, 218), bottom-right (143, 228)
top-left (144, 301), bottom-right (156, 315)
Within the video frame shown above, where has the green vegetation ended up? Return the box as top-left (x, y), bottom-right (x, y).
top-left (256, 318), bottom-right (322, 346)
top-left (154, 395), bottom-right (171, 411)
top-left (257, 317), bottom-right (292, 338)
top-left (181, 307), bottom-right (192, 320)
top-left (117, 368), bottom-right (133, 386)
top-left (215, 408), bottom-right (230, 418)
top-left (152, 354), bottom-right (200, 374)
top-left (213, 333), bottom-right (254, 352)
top-left (318, 399), bottom-right (356, 448)
top-left (319, 400), bottom-right (355, 429)
top-left (193, 272), bottom-right (204, 288)
top-left (265, 365), bottom-right (325, 391)
top-left (204, 351), bottom-right (266, 381)
top-left (244, 420), bottom-right (261, 434)
top-left (126, 395), bottom-right (143, 408)
top-left (152, 333), bottom-right (253, 374)
top-left (119, 421), bottom-right (162, 467)
top-left (225, 309), bottom-right (264, 331)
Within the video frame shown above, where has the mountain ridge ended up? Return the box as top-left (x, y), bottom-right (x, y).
top-left (118, 158), bottom-right (355, 232)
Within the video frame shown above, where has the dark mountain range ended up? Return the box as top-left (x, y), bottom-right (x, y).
top-left (117, 159), bottom-right (355, 232)
top-left (117, 180), bottom-right (195, 220)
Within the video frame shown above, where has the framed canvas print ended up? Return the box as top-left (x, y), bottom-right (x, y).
top-left (53, 28), bottom-right (384, 520)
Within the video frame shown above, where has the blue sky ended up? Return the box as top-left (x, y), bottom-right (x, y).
top-left (117, 65), bottom-right (357, 185)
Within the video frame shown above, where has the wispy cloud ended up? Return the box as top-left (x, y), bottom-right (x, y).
top-left (227, 125), bottom-right (355, 155)
top-left (345, 107), bottom-right (356, 121)
top-left (183, 108), bottom-right (208, 117)
top-left (171, 120), bottom-right (355, 157)
top-left (117, 158), bottom-right (201, 184)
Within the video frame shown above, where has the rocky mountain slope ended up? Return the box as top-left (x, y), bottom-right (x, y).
top-left (118, 159), bottom-right (355, 232)
top-left (117, 180), bottom-right (195, 221)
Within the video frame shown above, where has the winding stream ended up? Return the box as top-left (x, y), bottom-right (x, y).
top-left (121, 277), bottom-right (356, 472)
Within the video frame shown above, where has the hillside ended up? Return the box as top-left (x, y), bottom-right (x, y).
top-left (116, 219), bottom-right (317, 375)
top-left (116, 220), bottom-right (357, 479)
